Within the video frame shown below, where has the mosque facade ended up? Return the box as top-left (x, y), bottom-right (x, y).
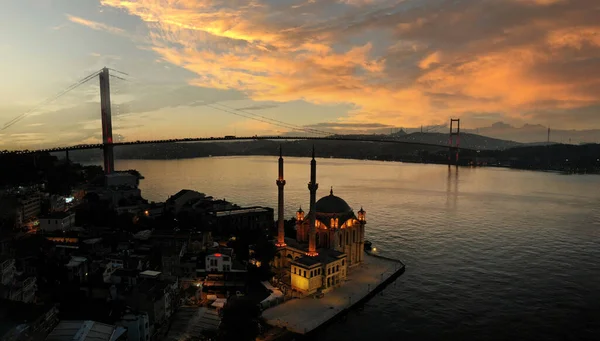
top-left (273, 147), bottom-right (367, 295)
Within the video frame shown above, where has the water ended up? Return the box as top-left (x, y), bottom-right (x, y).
top-left (113, 156), bottom-right (600, 340)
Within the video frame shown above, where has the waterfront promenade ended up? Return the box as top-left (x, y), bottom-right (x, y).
top-left (263, 254), bottom-right (404, 334)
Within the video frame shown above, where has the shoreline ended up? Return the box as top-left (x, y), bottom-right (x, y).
top-left (75, 154), bottom-right (600, 176)
top-left (261, 253), bottom-right (405, 339)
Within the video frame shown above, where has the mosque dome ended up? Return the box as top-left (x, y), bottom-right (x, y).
top-left (316, 187), bottom-right (352, 214)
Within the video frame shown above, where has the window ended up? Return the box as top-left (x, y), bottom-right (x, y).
top-left (342, 260), bottom-right (345, 266)
top-left (303, 270), bottom-right (306, 277)
top-left (328, 268), bottom-right (331, 275)
top-left (336, 265), bottom-right (339, 272)
top-left (310, 270), bottom-right (313, 277)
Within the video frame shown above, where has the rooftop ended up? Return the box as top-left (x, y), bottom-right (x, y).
top-left (167, 189), bottom-right (204, 203)
top-left (46, 320), bottom-right (126, 341)
top-left (40, 211), bottom-right (75, 219)
top-left (292, 248), bottom-right (346, 268)
top-left (315, 189), bottom-right (352, 214)
top-left (104, 172), bottom-right (136, 179)
top-left (66, 256), bottom-right (87, 268)
top-left (212, 206), bottom-right (271, 217)
top-left (139, 270), bottom-right (161, 278)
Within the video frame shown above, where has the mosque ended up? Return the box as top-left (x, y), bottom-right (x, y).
top-left (272, 147), bottom-right (367, 295)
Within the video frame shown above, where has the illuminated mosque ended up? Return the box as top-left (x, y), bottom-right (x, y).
top-left (273, 147), bottom-right (366, 295)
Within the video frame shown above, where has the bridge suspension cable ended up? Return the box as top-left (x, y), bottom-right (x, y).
top-left (210, 103), bottom-right (334, 136)
top-left (111, 71), bottom-right (335, 137)
top-left (1, 69), bottom-right (103, 132)
top-left (205, 103), bottom-right (329, 135)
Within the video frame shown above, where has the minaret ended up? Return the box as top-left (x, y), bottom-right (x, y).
top-left (307, 146), bottom-right (319, 256)
top-left (275, 146), bottom-right (286, 247)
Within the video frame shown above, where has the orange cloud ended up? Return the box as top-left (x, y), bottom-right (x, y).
top-left (80, 0), bottom-right (600, 129)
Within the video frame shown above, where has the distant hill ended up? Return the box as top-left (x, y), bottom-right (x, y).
top-left (392, 132), bottom-right (521, 150)
top-left (464, 122), bottom-right (600, 144)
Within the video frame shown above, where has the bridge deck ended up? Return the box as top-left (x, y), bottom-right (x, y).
top-left (1, 135), bottom-right (471, 155)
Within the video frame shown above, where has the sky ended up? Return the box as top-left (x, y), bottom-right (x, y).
top-left (0, 0), bottom-right (599, 149)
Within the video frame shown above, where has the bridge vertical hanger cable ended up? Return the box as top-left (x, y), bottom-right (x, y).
top-left (1, 69), bottom-right (103, 131)
top-left (111, 71), bottom-right (335, 137)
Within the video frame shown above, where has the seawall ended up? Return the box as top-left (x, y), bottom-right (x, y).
top-left (262, 253), bottom-right (405, 338)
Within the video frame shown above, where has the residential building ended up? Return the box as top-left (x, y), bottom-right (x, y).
top-left (65, 256), bottom-right (89, 283)
top-left (205, 252), bottom-right (232, 272)
top-left (125, 279), bottom-right (178, 330)
top-left (0, 301), bottom-right (59, 341)
top-left (208, 206), bottom-right (274, 236)
top-left (0, 257), bottom-right (37, 303)
top-left (117, 310), bottom-right (150, 341)
top-left (166, 189), bottom-right (206, 214)
top-left (48, 195), bottom-right (66, 212)
top-left (18, 192), bottom-right (42, 224)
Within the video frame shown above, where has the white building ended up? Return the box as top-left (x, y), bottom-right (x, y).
top-left (39, 212), bottom-right (76, 232)
top-left (205, 253), bottom-right (232, 272)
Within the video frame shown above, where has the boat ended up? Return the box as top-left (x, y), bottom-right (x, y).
top-left (364, 240), bottom-right (373, 251)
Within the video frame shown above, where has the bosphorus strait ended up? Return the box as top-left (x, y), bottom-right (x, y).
top-left (110, 156), bottom-right (600, 341)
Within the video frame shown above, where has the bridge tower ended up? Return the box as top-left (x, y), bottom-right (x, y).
top-left (448, 118), bottom-right (460, 166)
top-left (99, 67), bottom-right (115, 174)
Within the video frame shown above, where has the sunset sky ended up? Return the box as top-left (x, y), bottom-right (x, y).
top-left (1, 0), bottom-right (599, 149)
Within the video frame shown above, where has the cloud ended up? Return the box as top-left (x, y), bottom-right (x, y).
top-left (70, 0), bottom-right (600, 131)
top-left (66, 14), bottom-right (127, 36)
top-left (305, 122), bottom-right (392, 129)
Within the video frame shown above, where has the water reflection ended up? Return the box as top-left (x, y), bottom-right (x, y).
top-left (446, 165), bottom-right (459, 210)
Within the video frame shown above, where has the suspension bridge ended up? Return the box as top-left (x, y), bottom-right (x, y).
top-left (0, 67), bottom-right (465, 172)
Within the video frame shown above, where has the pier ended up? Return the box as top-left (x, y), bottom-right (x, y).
top-left (263, 253), bottom-right (405, 335)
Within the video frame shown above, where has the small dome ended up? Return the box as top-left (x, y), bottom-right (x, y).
top-left (315, 188), bottom-right (352, 214)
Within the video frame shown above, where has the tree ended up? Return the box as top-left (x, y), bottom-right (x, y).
top-left (219, 296), bottom-right (261, 341)
top-left (250, 238), bottom-right (277, 281)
